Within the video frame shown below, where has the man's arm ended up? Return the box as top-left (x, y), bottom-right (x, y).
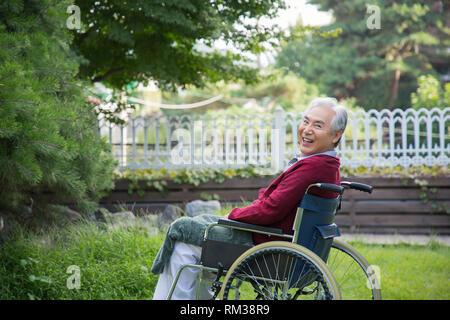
top-left (228, 161), bottom-right (318, 226)
top-left (258, 188), bottom-right (265, 199)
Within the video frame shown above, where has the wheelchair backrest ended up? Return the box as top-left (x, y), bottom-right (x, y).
top-left (292, 191), bottom-right (341, 262)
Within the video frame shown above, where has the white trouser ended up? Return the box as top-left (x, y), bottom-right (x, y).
top-left (153, 241), bottom-right (215, 300)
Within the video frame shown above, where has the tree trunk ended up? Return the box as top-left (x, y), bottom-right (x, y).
top-left (388, 68), bottom-right (401, 108)
top-left (387, 42), bottom-right (411, 109)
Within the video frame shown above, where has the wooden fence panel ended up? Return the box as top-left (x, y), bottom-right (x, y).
top-left (100, 176), bottom-right (450, 235)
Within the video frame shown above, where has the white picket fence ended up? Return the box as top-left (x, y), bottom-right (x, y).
top-left (99, 106), bottom-right (449, 171)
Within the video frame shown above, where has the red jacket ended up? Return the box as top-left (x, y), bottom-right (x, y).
top-left (228, 154), bottom-right (341, 245)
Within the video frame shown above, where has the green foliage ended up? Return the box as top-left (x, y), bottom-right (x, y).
top-left (342, 164), bottom-right (450, 214)
top-left (340, 164), bottom-right (449, 180)
top-left (119, 164), bottom-right (449, 197)
top-left (126, 169), bottom-right (169, 197)
top-left (0, 221), bottom-right (161, 299)
top-left (0, 0), bottom-right (116, 215)
top-left (276, 0), bottom-right (449, 109)
top-left (72, 0), bottom-right (288, 90)
top-left (200, 192), bottom-right (220, 201)
top-left (411, 74), bottom-right (450, 110)
top-left (122, 165), bottom-right (266, 196)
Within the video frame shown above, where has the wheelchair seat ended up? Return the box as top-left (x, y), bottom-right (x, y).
top-left (200, 183), bottom-right (343, 271)
top-left (200, 220), bottom-right (283, 270)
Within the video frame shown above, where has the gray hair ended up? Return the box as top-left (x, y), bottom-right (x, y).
top-left (305, 97), bottom-right (348, 146)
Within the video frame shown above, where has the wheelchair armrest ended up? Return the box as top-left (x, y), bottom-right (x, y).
top-left (218, 218), bottom-right (284, 236)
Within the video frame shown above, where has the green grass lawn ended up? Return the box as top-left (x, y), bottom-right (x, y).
top-left (351, 241), bottom-right (449, 300)
top-left (0, 219), bottom-right (448, 300)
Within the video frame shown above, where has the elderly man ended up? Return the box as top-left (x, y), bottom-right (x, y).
top-left (152, 97), bottom-right (348, 300)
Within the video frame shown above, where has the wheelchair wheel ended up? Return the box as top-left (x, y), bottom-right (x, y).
top-left (327, 239), bottom-right (382, 300)
top-left (219, 241), bottom-right (341, 300)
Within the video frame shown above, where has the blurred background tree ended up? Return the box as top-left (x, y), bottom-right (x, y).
top-left (275, 0), bottom-right (449, 110)
top-left (72, 0), bottom-right (288, 90)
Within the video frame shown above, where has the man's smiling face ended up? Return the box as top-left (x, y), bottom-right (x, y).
top-left (298, 105), bottom-right (343, 157)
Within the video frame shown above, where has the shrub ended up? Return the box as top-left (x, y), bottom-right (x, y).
top-left (411, 74), bottom-right (450, 110)
top-left (0, 221), bottom-right (162, 299)
top-left (0, 0), bottom-right (115, 217)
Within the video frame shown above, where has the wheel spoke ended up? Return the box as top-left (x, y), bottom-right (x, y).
top-left (222, 244), bottom-right (338, 300)
top-left (327, 241), bottom-right (381, 300)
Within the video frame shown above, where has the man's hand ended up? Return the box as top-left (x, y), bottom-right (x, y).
top-left (222, 213), bottom-right (229, 219)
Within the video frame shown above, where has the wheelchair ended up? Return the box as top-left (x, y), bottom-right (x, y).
top-left (167, 181), bottom-right (382, 300)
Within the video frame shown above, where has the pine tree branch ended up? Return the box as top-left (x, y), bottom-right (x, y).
top-left (0, 71), bottom-right (16, 82)
top-left (11, 161), bottom-right (39, 183)
top-left (33, 68), bottom-right (72, 75)
top-left (0, 41), bottom-right (26, 50)
top-left (1, 99), bottom-right (38, 105)
top-left (0, 42), bottom-right (42, 51)
top-left (30, 140), bottom-right (61, 149)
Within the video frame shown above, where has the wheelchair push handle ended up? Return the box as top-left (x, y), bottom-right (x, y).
top-left (341, 181), bottom-right (373, 193)
top-left (306, 183), bottom-right (344, 195)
